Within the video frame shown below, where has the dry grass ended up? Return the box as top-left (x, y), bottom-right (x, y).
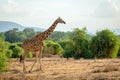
top-left (0, 58), bottom-right (120, 80)
top-left (92, 64), bottom-right (119, 73)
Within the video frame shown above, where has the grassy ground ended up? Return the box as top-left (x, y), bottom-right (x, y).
top-left (0, 58), bottom-right (120, 80)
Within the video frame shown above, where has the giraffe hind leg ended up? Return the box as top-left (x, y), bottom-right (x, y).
top-left (39, 46), bottom-right (43, 71)
top-left (29, 52), bottom-right (38, 73)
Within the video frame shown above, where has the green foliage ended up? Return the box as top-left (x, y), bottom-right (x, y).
top-left (69, 28), bottom-right (92, 59)
top-left (91, 29), bottom-right (119, 58)
top-left (28, 52), bottom-right (33, 58)
top-left (61, 27), bottom-right (93, 59)
top-left (0, 53), bottom-right (7, 73)
top-left (16, 42), bottom-right (22, 47)
top-left (83, 40), bottom-right (93, 59)
top-left (47, 31), bottom-right (69, 41)
top-left (118, 36), bottom-right (120, 57)
top-left (4, 28), bottom-right (36, 43)
top-left (0, 38), bottom-right (8, 72)
top-left (2, 28), bottom-right (68, 43)
top-left (70, 28), bottom-right (87, 58)
top-left (9, 44), bottom-right (23, 58)
top-left (5, 28), bottom-right (20, 42)
top-left (23, 28), bottom-right (36, 39)
top-left (118, 45), bottom-right (120, 57)
top-left (1, 26), bottom-right (119, 59)
top-left (0, 38), bottom-right (12, 58)
top-left (44, 40), bottom-right (63, 55)
top-left (6, 50), bottom-right (12, 58)
top-left (60, 40), bottom-right (74, 58)
top-left (0, 32), bottom-right (5, 40)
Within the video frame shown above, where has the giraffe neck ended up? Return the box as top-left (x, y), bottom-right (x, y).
top-left (42, 20), bottom-right (58, 39)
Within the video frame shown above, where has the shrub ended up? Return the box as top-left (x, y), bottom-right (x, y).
top-left (6, 50), bottom-right (12, 58)
top-left (9, 44), bottom-right (23, 58)
top-left (91, 29), bottom-right (119, 58)
top-left (44, 40), bottom-right (63, 55)
top-left (28, 52), bottom-right (33, 58)
top-left (61, 28), bottom-right (93, 59)
top-left (0, 52), bottom-right (7, 73)
top-left (60, 40), bottom-right (75, 58)
top-left (0, 38), bottom-right (8, 72)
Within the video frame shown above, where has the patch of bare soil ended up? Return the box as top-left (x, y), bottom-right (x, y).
top-left (0, 58), bottom-right (120, 80)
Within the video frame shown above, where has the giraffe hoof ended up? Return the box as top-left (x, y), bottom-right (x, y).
top-left (29, 70), bottom-right (32, 73)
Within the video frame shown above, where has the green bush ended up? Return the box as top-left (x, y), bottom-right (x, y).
top-left (9, 44), bottom-right (23, 58)
top-left (6, 50), bottom-right (12, 58)
top-left (28, 52), bottom-right (33, 58)
top-left (61, 28), bottom-right (93, 59)
top-left (0, 52), bottom-right (7, 73)
top-left (60, 40), bottom-right (75, 58)
top-left (91, 29), bottom-right (119, 58)
top-left (0, 38), bottom-right (8, 72)
top-left (44, 40), bottom-right (63, 55)
top-left (118, 46), bottom-right (120, 57)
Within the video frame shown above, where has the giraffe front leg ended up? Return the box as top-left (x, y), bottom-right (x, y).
top-left (39, 56), bottom-right (42, 70)
top-left (39, 46), bottom-right (43, 71)
top-left (22, 53), bottom-right (27, 73)
top-left (23, 60), bottom-right (26, 73)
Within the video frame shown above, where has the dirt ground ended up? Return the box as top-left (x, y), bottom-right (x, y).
top-left (0, 58), bottom-right (120, 80)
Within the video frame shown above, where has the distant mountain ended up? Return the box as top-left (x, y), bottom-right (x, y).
top-left (28, 27), bottom-right (45, 32)
top-left (111, 28), bottom-right (120, 35)
top-left (0, 21), bottom-right (44, 32)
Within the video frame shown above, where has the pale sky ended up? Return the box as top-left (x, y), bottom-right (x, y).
top-left (0, 0), bottom-right (120, 33)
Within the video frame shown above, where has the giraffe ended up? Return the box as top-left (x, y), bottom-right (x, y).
top-left (20, 17), bottom-right (66, 73)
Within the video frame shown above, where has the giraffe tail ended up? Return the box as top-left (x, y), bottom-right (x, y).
top-left (19, 55), bottom-right (23, 62)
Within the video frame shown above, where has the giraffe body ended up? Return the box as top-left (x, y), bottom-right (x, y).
top-left (23, 35), bottom-right (44, 52)
top-left (20, 17), bottom-right (66, 73)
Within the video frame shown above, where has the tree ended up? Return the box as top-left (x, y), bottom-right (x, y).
top-left (5, 28), bottom-right (20, 42)
top-left (47, 31), bottom-right (69, 41)
top-left (23, 28), bottom-right (36, 39)
top-left (70, 28), bottom-right (92, 59)
top-left (91, 29), bottom-right (119, 58)
top-left (60, 40), bottom-right (75, 58)
top-left (61, 27), bottom-right (92, 59)
top-left (72, 28), bottom-right (86, 57)
top-left (4, 28), bottom-right (36, 43)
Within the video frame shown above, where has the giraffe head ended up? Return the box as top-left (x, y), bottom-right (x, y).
top-left (57, 17), bottom-right (66, 24)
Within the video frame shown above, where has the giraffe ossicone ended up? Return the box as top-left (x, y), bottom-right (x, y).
top-left (20, 17), bottom-right (66, 73)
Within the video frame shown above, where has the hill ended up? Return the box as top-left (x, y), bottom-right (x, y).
top-left (0, 21), bottom-right (44, 32)
top-left (112, 28), bottom-right (120, 35)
